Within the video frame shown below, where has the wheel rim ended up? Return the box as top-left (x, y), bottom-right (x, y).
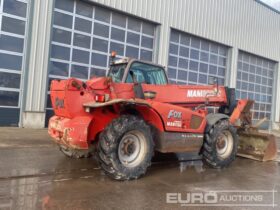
top-left (216, 130), bottom-right (234, 159)
top-left (118, 130), bottom-right (147, 167)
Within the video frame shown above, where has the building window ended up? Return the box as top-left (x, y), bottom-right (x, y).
top-left (168, 30), bottom-right (228, 85)
top-left (49, 0), bottom-right (156, 82)
top-left (46, 0), bottom-right (157, 122)
top-left (236, 51), bottom-right (275, 120)
top-left (0, 0), bottom-right (29, 125)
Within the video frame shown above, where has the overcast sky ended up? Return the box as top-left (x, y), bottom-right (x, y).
top-left (260, 0), bottom-right (280, 11)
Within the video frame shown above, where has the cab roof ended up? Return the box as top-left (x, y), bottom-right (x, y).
top-left (111, 57), bottom-right (165, 69)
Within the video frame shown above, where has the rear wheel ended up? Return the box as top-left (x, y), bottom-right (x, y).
top-left (202, 120), bottom-right (238, 168)
top-left (98, 115), bottom-right (154, 180)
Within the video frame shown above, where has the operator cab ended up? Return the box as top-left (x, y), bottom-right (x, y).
top-left (108, 56), bottom-right (168, 85)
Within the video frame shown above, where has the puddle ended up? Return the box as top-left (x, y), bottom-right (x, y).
top-left (179, 160), bottom-right (205, 173)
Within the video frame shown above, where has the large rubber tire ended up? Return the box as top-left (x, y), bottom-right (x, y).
top-left (98, 115), bottom-right (154, 180)
top-left (202, 120), bottom-right (238, 169)
top-left (59, 145), bottom-right (92, 159)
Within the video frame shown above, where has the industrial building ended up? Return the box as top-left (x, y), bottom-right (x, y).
top-left (0, 0), bottom-right (279, 128)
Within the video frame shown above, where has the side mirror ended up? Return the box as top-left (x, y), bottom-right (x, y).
top-left (208, 76), bottom-right (218, 85)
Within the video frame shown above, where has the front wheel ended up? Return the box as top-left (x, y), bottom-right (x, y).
top-left (98, 115), bottom-right (154, 180)
top-left (202, 120), bottom-right (238, 168)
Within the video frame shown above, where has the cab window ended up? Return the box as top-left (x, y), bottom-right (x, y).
top-left (126, 62), bottom-right (167, 85)
top-left (108, 64), bottom-right (127, 83)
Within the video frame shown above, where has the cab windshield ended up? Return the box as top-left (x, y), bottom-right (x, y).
top-left (126, 62), bottom-right (167, 85)
top-left (108, 61), bottom-right (167, 85)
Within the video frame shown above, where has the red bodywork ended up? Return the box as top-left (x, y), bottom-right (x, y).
top-left (48, 76), bottom-right (248, 150)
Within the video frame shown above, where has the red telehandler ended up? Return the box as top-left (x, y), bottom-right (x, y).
top-left (48, 53), bottom-right (277, 180)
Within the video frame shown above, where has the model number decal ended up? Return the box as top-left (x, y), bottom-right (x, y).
top-left (181, 134), bottom-right (204, 138)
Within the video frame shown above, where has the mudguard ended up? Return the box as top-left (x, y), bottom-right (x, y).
top-left (206, 113), bottom-right (229, 126)
top-left (84, 99), bottom-right (207, 133)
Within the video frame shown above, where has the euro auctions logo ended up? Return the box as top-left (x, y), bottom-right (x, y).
top-left (166, 190), bottom-right (277, 207)
top-left (167, 192), bottom-right (218, 205)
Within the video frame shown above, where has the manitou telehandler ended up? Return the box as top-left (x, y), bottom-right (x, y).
top-left (48, 52), bottom-right (277, 180)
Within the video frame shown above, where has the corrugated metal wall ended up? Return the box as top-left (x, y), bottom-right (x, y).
top-left (81, 0), bottom-right (280, 126)
top-left (87, 0), bottom-right (280, 66)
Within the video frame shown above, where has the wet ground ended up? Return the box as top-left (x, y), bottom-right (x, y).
top-left (0, 128), bottom-right (279, 210)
